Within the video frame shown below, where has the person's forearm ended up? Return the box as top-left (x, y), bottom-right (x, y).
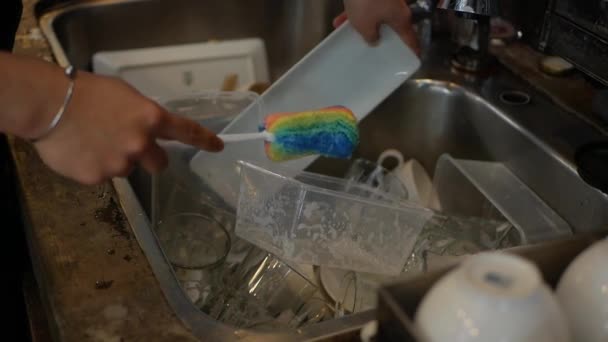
top-left (0, 51), bottom-right (223, 185)
top-left (0, 52), bottom-right (69, 139)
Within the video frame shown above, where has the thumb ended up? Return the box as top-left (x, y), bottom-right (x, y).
top-left (333, 12), bottom-right (348, 29)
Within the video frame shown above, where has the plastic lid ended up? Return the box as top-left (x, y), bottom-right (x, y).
top-left (157, 90), bottom-right (262, 124)
top-left (575, 141), bottom-right (608, 195)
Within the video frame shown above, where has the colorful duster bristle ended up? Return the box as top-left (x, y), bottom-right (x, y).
top-left (262, 106), bottom-right (359, 162)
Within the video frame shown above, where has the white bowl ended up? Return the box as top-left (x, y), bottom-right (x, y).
top-left (556, 238), bottom-right (608, 342)
top-left (415, 252), bottom-right (570, 342)
top-left (376, 149), bottom-right (437, 208)
top-left (397, 159), bottom-right (435, 207)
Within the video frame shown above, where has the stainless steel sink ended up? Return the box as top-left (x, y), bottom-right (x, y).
top-left (42, 0), bottom-right (341, 78)
top-left (40, 0), bottom-right (608, 341)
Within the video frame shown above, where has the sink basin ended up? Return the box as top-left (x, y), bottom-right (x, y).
top-left (42, 0), bottom-right (340, 78)
top-left (40, 0), bottom-right (608, 340)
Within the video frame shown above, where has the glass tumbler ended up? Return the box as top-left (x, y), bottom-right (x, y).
top-left (155, 213), bottom-right (231, 307)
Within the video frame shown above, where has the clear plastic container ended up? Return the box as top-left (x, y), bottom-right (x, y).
top-left (432, 154), bottom-right (572, 244)
top-left (157, 90), bottom-right (262, 133)
top-left (152, 91), bottom-right (264, 309)
top-left (234, 160), bottom-right (434, 276)
top-left (152, 90), bottom-right (262, 225)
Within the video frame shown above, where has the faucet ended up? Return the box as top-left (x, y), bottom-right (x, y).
top-left (410, 0), bottom-right (499, 73)
top-left (436, 0), bottom-right (499, 17)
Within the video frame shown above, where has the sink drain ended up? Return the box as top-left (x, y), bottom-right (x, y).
top-left (499, 91), bottom-right (530, 105)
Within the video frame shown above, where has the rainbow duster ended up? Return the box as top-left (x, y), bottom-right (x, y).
top-left (262, 106), bottom-right (359, 161)
top-left (217, 106), bottom-right (359, 162)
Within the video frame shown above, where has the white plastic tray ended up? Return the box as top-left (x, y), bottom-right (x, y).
top-left (190, 22), bottom-right (421, 208)
top-left (152, 91), bottom-right (262, 226)
top-left (92, 38), bottom-right (269, 99)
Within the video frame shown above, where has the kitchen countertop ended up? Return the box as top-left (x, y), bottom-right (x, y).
top-left (10, 1), bottom-right (199, 341)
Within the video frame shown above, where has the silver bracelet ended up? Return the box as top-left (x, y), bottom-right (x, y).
top-left (31, 65), bottom-right (77, 142)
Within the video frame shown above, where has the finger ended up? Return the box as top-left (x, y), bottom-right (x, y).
top-left (156, 113), bottom-right (224, 152)
top-left (139, 142), bottom-right (168, 174)
top-left (333, 12), bottom-right (348, 28)
top-left (353, 20), bottom-right (380, 44)
top-left (387, 15), bottom-right (421, 55)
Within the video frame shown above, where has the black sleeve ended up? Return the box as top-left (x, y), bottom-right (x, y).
top-left (0, 0), bottom-right (23, 51)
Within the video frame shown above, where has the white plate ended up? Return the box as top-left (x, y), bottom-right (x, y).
top-left (189, 22), bottom-right (421, 208)
top-left (92, 38), bottom-right (269, 99)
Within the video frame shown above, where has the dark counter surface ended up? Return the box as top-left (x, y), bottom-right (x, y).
top-left (11, 1), bottom-right (198, 340)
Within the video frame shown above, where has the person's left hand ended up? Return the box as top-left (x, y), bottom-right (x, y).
top-left (334, 0), bottom-right (420, 55)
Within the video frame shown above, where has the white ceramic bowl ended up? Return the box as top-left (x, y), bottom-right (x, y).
top-left (397, 159), bottom-right (435, 207)
top-left (376, 149), bottom-right (437, 208)
top-left (556, 238), bottom-right (608, 342)
top-left (415, 252), bottom-right (570, 342)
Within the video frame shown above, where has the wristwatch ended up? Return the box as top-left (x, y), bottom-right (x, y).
top-left (30, 65), bottom-right (77, 142)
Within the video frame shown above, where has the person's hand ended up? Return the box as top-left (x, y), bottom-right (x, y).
top-left (334, 0), bottom-right (420, 54)
top-left (32, 71), bottom-right (224, 185)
